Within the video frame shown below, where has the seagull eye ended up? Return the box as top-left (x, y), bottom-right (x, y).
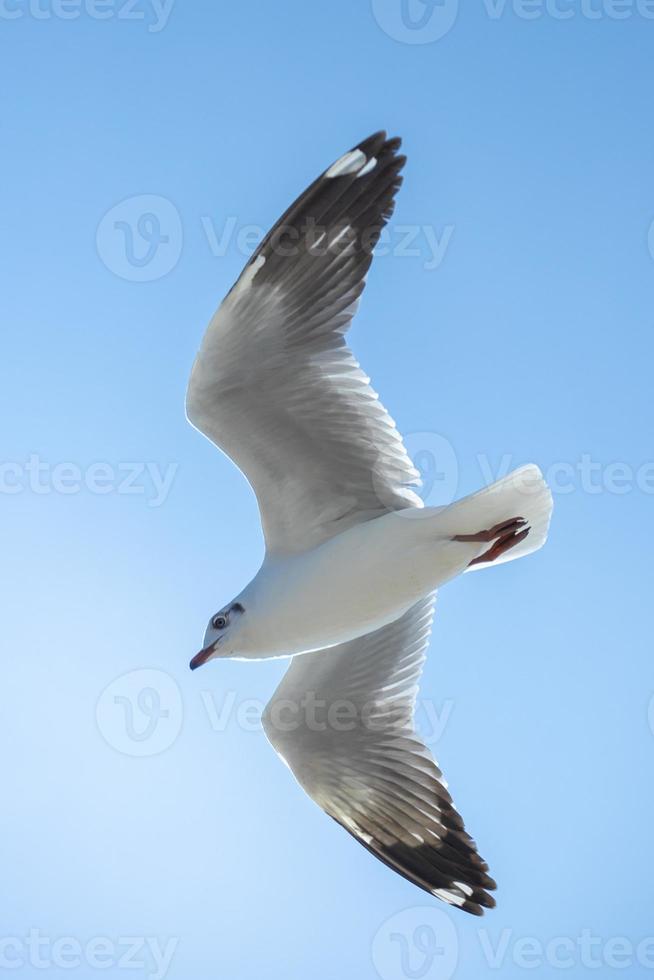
top-left (212, 615), bottom-right (227, 630)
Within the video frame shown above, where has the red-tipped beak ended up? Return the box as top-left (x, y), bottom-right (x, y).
top-left (189, 641), bottom-right (218, 671)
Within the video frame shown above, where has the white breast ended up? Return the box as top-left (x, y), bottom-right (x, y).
top-left (239, 508), bottom-right (466, 658)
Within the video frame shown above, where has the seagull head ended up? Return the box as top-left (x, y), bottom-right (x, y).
top-left (190, 601), bottom-right (245, 669)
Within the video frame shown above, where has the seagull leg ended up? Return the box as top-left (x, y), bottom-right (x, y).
top-left (453, 517), bottom-right (530, 567)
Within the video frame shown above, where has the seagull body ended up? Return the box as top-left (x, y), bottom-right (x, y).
top-left (186, 132), bottom-right (553, 914)
top-left (193, 485), bottom-right (547, 662)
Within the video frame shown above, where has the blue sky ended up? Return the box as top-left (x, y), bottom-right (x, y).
top-left (2, 2), bottom-right (654, 978)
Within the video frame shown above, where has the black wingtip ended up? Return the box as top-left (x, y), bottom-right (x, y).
top-left (352, 130), bottom-right (388, 157)
top-left (349, 131), bottom-right (402, 162)
top-left (335, 817), bottom-right (497, 917)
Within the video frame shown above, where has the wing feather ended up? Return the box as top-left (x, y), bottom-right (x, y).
top-left (186, 132), bottom-right (422, 555)
top-left (262, 598), bottom-right (497, 916)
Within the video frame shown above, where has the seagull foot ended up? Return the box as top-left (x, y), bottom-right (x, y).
top-left (454, 517), bottom-right (530, 566)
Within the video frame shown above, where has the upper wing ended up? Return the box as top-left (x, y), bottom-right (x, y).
top-left (186, 132), bottom-right (422, 556)
top-left (261, 597), bottom-right (497, 916)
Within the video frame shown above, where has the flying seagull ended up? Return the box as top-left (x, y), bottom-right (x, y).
top-left (186, 132), bottom-right (553, 915)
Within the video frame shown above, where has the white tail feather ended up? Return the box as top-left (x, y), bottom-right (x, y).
top-left (438, 464), bottom-right (553, 571)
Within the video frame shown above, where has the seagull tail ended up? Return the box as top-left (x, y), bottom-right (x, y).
top-left (442, 464), bottom-right (553, 571)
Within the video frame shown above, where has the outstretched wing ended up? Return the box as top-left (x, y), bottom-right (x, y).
top-left (262, 598), bottom-right (497, 915)
top-left (186, 132), bottom-right (422, 557)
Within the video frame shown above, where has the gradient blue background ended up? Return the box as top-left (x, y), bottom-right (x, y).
top-left (2, 2), bottom-right (653, 978)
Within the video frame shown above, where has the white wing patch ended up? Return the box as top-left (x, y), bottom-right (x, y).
top-left (325, 148), bottom-right (367, 178)
top-left (433, 888), bottom-right (466, 907)
top-left (232, 253), bottom-right (266, 297)
top-left (357, 156), bottom-right (377, 178)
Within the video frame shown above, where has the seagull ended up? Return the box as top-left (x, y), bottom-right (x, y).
top-left (186, 132), bottom-right (553, 915)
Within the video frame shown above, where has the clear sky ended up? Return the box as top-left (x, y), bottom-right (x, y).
top-left (2, 2), bottom-right (653, 979)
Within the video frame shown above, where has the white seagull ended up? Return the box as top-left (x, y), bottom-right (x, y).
top-left (186, 132), bottom-right (553, 915)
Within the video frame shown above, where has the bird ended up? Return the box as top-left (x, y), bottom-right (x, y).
top-left (185, 131), bottom-right (553, 915)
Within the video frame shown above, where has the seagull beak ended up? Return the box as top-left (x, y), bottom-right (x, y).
top-left (189, 640), bottom-right (218, 671)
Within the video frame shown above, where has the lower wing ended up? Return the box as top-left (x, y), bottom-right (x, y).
top-left (261, 597), bottom-right (496, 915)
